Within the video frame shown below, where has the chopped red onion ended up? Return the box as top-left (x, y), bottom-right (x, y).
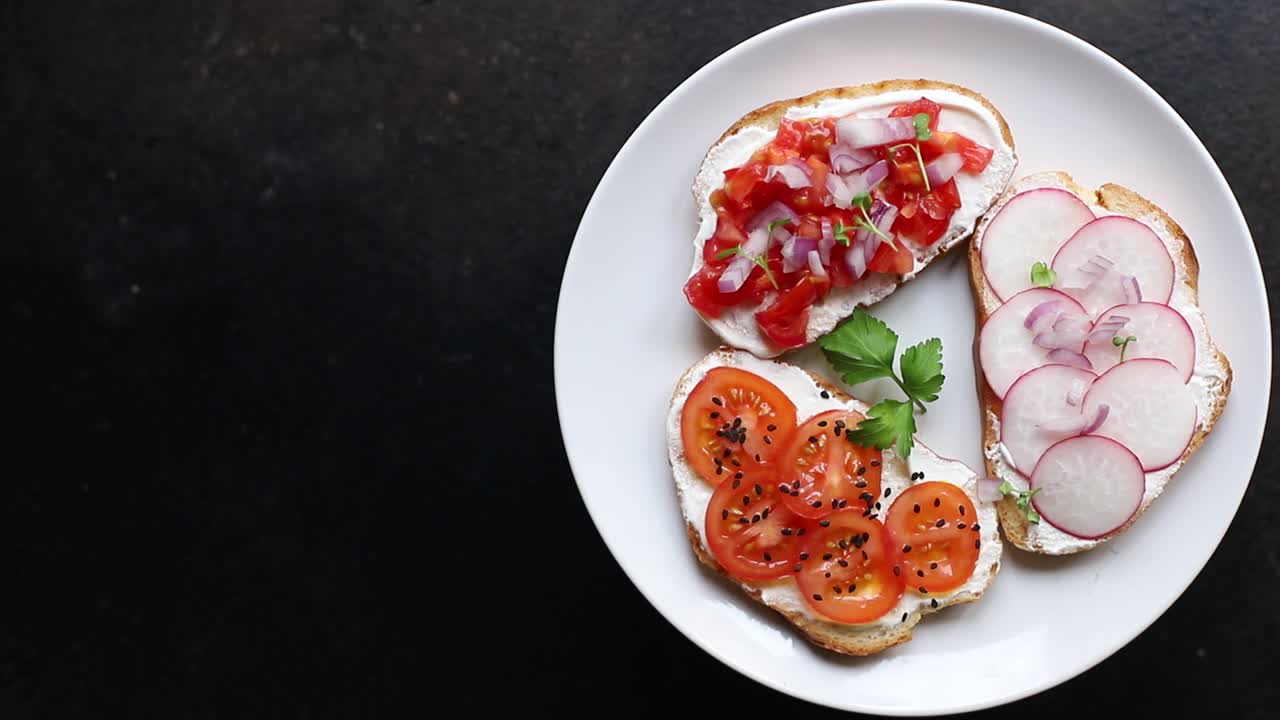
top-left (1121, 275), bottom-right (1142, 303)
top-left (819, 218), bottom-right (834, 265)
top-left (861, 160), bottom-right (890, 191)
top-left (977, 477), bottom-right (1004, 502)
top-left (835, 116), bottom-right (916, 149)
top-left (747, 202), bottom-right (798, 233)
top-left (846, 241), bottom-right (867, 279)
top-left (764, 159), bottom-right (813, 189)
top-left (717, 227), bottom-right (770, 293)
top-left (1046, 348), bottom-right (1094, 370)
top-left (829, 144), bottom-right (878, 174)
top-left (807, 249), bottom-right (826, 277)
top-left (826, 173), bottom-right (856, 209)
top-left (1081, 403), bottom-right (1110, 434)
top-left (781, 234), bottom-right (818, 273)
top-left (925, 152), bottom-right (964, 186)
top-left (1087, 316), bottom-right (1130, 343)
top-left (1024, 301), bottom-right (1063, 330)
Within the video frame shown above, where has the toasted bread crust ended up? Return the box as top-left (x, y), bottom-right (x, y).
top-left (670, 348), bottom-right (1000, 655)
top-left (967, 173), bottom-right (1233, 553)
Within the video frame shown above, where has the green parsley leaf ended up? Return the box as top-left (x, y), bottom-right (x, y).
top-left (1030, 262), bottom-right (1057, 288)
top-left (846, 399), bottom-right (917, 457)
top-left (768, 217), bottom-right (793, 233)
top-left (900, 338), bottom-right (945, 403)
top-left (818, 308), bottom-right (897, 386)
top-left (913, 112), bottom-right (933, 141)
top-left (833, 220), bottom-right (852, 247)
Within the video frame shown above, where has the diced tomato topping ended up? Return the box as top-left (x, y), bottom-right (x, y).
top-left (866, 240), bottom-right (914, 275)
top-left (923, 131), bottom-right (994, 173)
top-left (754, 274), bottom-right (826, 348)
top-left (888, 97), bottom-right (942, 131)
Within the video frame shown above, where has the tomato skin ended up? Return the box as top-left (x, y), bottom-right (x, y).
top-left (724, 163), bottom-right (766, 204)
top-left (705, 471), bottom-right (806, 581)
top-left (778, 410), bottom-right (883, 519)
top-left (702, 210), bottom-right (749, 265)
top-left (680, 367), bottom-right (798, 485)
top-left (888, 97), bottom-right (942, 131)
top-left (866, 240), bottom-right (914, 275)
top-left (795, 510), bottom-right (904, 623)
top-left (754, 274), bottom-right (823, 349)
top-left (884, 482), bottom-right (980, 593)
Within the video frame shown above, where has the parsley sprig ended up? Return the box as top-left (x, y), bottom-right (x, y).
top-left (818, 309), bottom-right (944, 457)
top-left (716, 246), bottom-right (779, 289)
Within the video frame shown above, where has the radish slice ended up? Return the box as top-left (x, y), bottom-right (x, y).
top-left (1030, 435), bottom-right (1145, 539)
top-left (1052, 217), bottom-right (1175, 316)
top-left (1082, 358), bottom-right (1197, 471)
top-left (979, 288), bottom-right (1087, 398)
top-left (1083, 302), bottom-right (1196, 381)
top-left (1000, 364), bottom-right (1098, 473)
top-left (979, 189), bottom-right (1095, 300)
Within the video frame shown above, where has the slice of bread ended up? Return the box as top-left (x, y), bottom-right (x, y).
top-left (688, 80), bottom-right (1017, 358)
top-left (967, 172), bottom-right (1233, 554)
top-left (667, 348), bottom-right (1002, 655)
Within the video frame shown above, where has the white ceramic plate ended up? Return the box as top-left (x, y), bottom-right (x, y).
top-left (554, 1), bottom-right (1269, 714)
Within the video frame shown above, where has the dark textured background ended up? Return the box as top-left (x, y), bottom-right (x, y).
top-left (1, 0), bottom-right (1276, 716)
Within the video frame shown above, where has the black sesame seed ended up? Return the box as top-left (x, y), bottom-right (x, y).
top-left (930, 562), bottom-right (938, 570)
top-left (742, 496), bottom-right (750, 506)
top-left (860, 492), bottom-right (874, 502)
top-left (902, 612), bottom-right (908, 622)
top-left (822, 553), bottom-right (833, 561)
top-left (796, 528), bottom-right (805, 536)
top-left (933, 497), bottom-right (941, 508)
top-left (913, 504), bottom-right (920, 513)
top-left (819, 520), bottom-right (830, 527)
top-left (799, 552), bottom-right (810, 560)
top-left (764, 437), bottom-right (772, 445)
top-left (862, 532), bottom-right (869, 542)
top-left (931, 599), bottom-right (939, 608)
top-left (824, 571), bottom-right (831, 578)
top-left (861, 550), bottom-right (868, 561)
top-left (712, 397), bottom-right (722, 406)
top-left (794, 564), bottom-right (803, 573)
top-left (820, 390), bottom-right (830, 399)
top-left (731, 478), bottom-right (740, 489)
top-left (902, 544), bottom-right (912, 553)
top-left (812, 500), bottom-right (823, 509)
top-left (751, 514), bottom-right (760, 523)
top-left (732, 417), bottom-right (741, 428)
top-left (817, 420), bottom-right (828, 427)
top-left (884, 487), bottom-right (892, 497)
top-left (754, 453), bottom-right (761, 462)
top-left (874, 502), bottom-right (882, 510)
top-left (716, 467), bottom-right (723, 475)
top-left (714, 457), bottom-right (722, 466)
top-left (919, 586), bottom-right (928, 594)
top-left (763, 552), bottom-right (772, 562)
top-left (870, 460), bottom-right (880, 467)
top-left (813, 593), bottom-right (823, 601)
top-left (781, 527), bottom-right (792, 536)
top-left (754, 483), bottom-right (763, 495)
top-left (779, 484), bottom-right (791, 494)
top-left (838, 559), bottom-right (849, 568)
top-left (833, 586), bottom-right (842, 594)
top-left (975, 539), bottom-right (981, 549)
top-left (852, 535), bottom-right (864, 549)
top-left (959, 505), bottom-right (966, 516)
top-left (808, 436), bottom-right (818, 444)
top-left (916, 569), bottom-right (925, 577)
top-left (738, 518), bottom-right (749, 525)
top-left (957, 522), bottom-right (966, 529)
top-left (848, 583), bottom-right (856, 593)
top-left (761, 508), bottom-right (770, 520)
top-left (838, 539), bottom-right (847, 549)
top-left (721, 509), bottom-right (729, 520)
top-left (731, 458), bottom-right (741, 467)
top-left (723, 448), bottom-right (732, 457)
top-left (936, 518), bottom-right (946, 528)
top-left (972, 524), bottom-right (981, 531)
top-left (767, 424), bottom-right (777, 432)
top-left (893, 565), bottom-right (901, 576)
top-left (710, 411), bottom-right (720, 418)
top-left (856, 466), bottom-right (867, 476)
top-left (790, 489), bottom-right (800, 496)
top-left (855, 480), bottom-right (867, 489)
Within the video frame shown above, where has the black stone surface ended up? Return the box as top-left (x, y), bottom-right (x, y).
top-left (2, 0), bottom-right (1277, 717)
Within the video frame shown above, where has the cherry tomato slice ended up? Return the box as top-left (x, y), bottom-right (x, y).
top-left (778, 410), bottom-right (884, 519)
top-left (884, 482), bottom-right (980, 593)
top-left (680, 368), bottom-right (798, 485)
top-left (796, 510), bottom-right (904, 623)
top-left (705, 472), bottom-right (805, 581)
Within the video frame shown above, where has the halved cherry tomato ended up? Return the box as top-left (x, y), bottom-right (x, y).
top-left (884, 482), bottom-right (980, 593)
top-left (778, 410), bottom-right (883, 519)
top-left (705, 471), bottom-right (806, 581)
top-left (866, 239), bottom-right (914, 275)
top-left (680, 368), bottom-right (798, 485)
top-left (888, 97), bottom-right (942, 132)
top-left (796, 510), bottom-right (904, 623)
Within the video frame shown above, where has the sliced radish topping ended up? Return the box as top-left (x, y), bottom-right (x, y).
top-left (835, 116), bottom-right (915, 149)
top-left (1083, 358), bottom-right (1197, 471)
top-left (1083, 302), bottom-right (1196, 381)
top-left (1000, 364), bottom-right (1098, 473)
top-left (1052, 217), bottom-right (1175, 316)
top-left (1030, 435), bottom-right (1145, 539)
top-left (979, 288), bottom-right (1087, 398)
top-left (979, 188), bottom-right (1095, 300)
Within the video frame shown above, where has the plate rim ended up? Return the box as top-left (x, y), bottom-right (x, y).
top-left (553, 0), bottom-right (1271, 713)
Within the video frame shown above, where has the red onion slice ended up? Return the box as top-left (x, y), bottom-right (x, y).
top-left (977, 477), bottom-right (1004, 502)
top-left (1121, 275), bottom-right (1142, 303)
top-left (1081, 403), bottom-right (1110, 434)
top-left (835, 116), bottom-right (916, 149)
top-left (1046, 348), bottom-right (1094, 370)
top-left (807, 249), bottom-right (826, 277)
top-left (819, 218), bottom-right (834, 264)
top-left (717, 227), bottom-right (770, 293)
top-left (1024, 301), bottom-right (1063, 330)
top-left (782, 234), bottom-right (818, 273)
top-left (826, 173), bottom-right (855, 209)
top-left (829, 144), bottom-right (878, 174)
top-left (862, 160), bottom-right (890, 191)
top-left (846, 241), bottom-right (867, 279)
top-left (747, 202), bottom-right (798, 233)
top-left (764, 159), bottom-right (813, 189)
top-left (1088, 315), bottom-right (1131, 343)
top-left (925, 152), bottom-right (964, 186)
top-left (1066, 379), bottom-right (1088, 407)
